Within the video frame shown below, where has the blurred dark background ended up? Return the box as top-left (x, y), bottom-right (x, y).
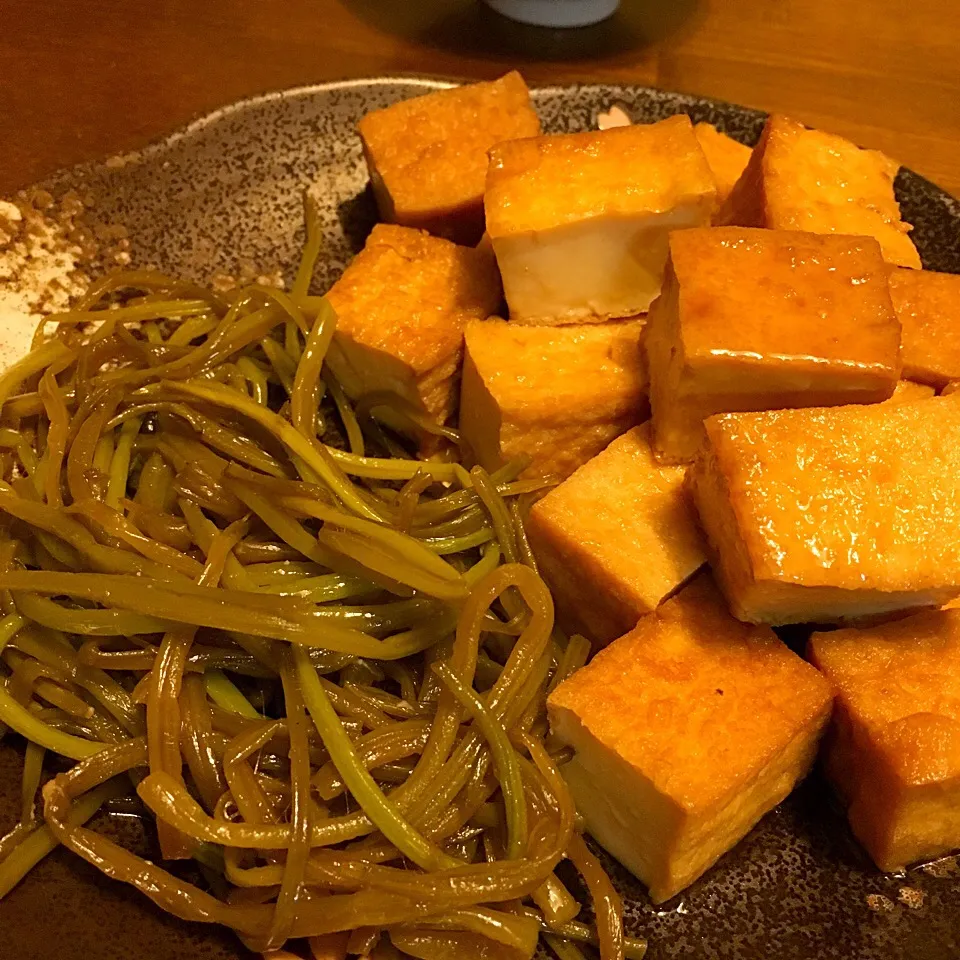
top-left (0, 0), bottom-right (958, 202)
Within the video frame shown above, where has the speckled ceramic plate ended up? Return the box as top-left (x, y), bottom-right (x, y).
top-left (2, 77), bottom-right (959, 960)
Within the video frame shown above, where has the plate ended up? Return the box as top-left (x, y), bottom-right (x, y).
top-left (1, 77), bottom-right (959, 960)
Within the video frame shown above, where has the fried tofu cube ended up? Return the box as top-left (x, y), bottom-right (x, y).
top-left (485, 117), bottom-right (716, 325)
top-left (459, 317), bottom-right (648, 481)
top-left (645, 228), bottom-right (901, 463)
top-left (717, 115), bottom-right (921, 269)
top-left (888, 267), bottom-right (960, 388)
top-left (690, 397), bottom-right (960, 625)
top-left (526, 424), bottom-right (705, 646)
top-left (809, 609), bottom-right (960, 871)
top-left (548, 576), bottom-right (833, 902)
top-left (357, 72), bottom-right (541, 245)
top-left (883, 380), bottom-right (936, 405)
top-left (589, 118), bottom-right (749, 209)
top-left (693, 123), bottom-right (752, 209)
top-left (325, 225), bottom-right (501, 445)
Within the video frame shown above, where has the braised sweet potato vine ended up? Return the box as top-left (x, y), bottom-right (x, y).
top-left (0, 210), bottom-right (642, 960)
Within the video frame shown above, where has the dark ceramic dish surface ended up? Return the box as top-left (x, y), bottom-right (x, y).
top-left (1, 78), bottom-right (959, 960)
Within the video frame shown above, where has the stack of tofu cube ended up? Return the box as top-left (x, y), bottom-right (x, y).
top-left (327, 72), bottom-right (960, 903)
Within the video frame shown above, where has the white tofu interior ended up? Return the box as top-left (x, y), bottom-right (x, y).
top-left (494, 206), bottom-right (707, 325)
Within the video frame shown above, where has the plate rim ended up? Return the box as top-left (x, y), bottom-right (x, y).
top-left (27, 73), bottom-right (958, 214)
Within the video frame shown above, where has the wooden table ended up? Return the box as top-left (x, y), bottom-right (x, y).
top-left (2, 0), bottom-right (959, 197)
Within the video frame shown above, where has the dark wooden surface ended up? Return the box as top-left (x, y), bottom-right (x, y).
top-left (1, 0), bottom-right (959, 197)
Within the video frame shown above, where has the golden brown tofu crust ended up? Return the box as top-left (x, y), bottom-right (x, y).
top-left (691, 397), bottom-right (960, 622)
top-left (809, 609), bottom-right (960, 869)
top-left (459, 318), bottom-right (648, 480)
top-left (717, 115), bottom-right (921, 269)
top-left (889, 267), bottom-right (960, 388)
top-left (327, 224), bottom-right (500, 375)
top-left (485, 115), bottom-right (716, 238)
top-left (548, 575), bottom-right (832, 813)
top-left (358, 72), bottom-right (541, 244)
top-left (647, 227), bottom-right (901, 463)
top-left (325, 224), bottom-right (501, 436)
top-left (883, 380), bottom-right (936, 404)
top-left (669, 228), bottom-right (899, 370)
top-left (526, 424), bottom-right (705, 646)
top-left (693, 123), bottom-right (752, 208)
